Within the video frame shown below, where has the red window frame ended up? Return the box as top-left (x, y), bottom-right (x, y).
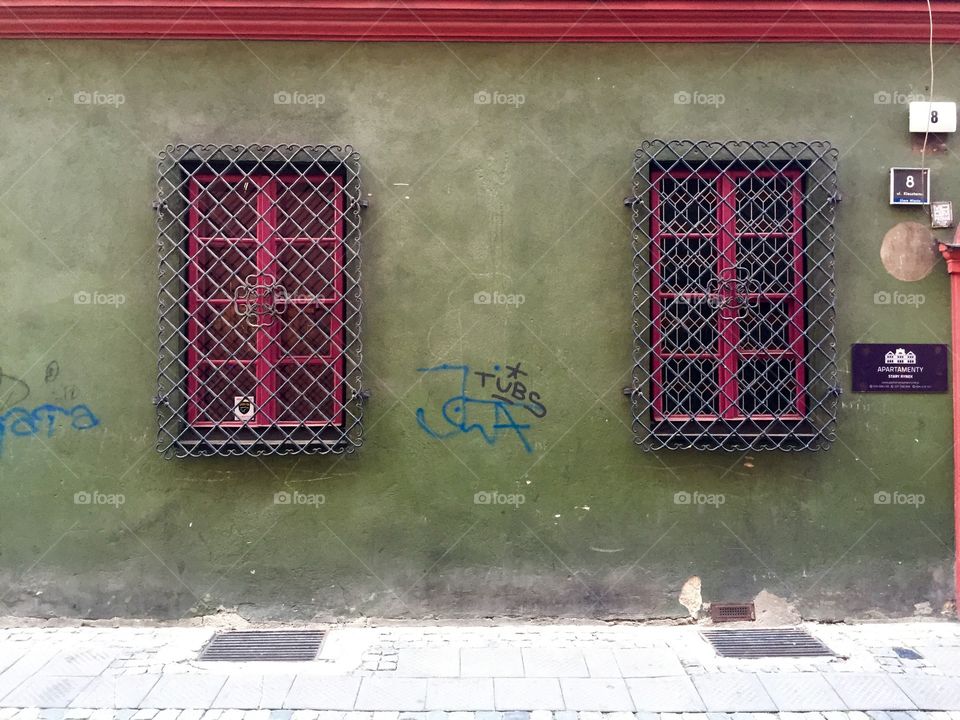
top-left (649, 167), bottom-right (807, 423)
top-left (184, 171), bottom-right (345, 429)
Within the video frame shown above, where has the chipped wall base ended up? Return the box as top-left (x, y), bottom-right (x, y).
top-left (0, 562), bottom-right (953, 623)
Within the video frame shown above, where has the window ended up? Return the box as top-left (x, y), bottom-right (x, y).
top-left (155, 145), bottom-right (364, 457)
top-left (630, 141), bottom-right (839, 451)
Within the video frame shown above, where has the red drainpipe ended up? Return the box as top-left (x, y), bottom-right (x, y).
top-left (939, 239), bottom-right (960, 617)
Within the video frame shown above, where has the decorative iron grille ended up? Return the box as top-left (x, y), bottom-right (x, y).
top-left (155, 144), bottom-right (364, 457)
top-left (629, 141), bottom-right (840, 451)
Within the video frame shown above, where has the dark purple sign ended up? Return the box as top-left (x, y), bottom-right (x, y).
top-left (851, 343), bottom-right (948, 393)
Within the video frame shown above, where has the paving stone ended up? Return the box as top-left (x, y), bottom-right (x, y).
top-left (823, 674), bottom-right (917, 711)
top-left (289, 713), bottom-right (319, 720)
top-left (579, 651), bottom-right (620, 679)
top-left (69, 674), bottom-right (162, 709)
top-left (0, 647), bottom-right (65, 703)
top-left (914, 649), bottom-right (960, 676)
top-left (614, 651), bottom-right (684, 678)
top-left (38, 651), bottom-right (118, 678)
top-left (283, 679), bottom-right (361, 711)
top-left (560, 679), bottom-right (632, 712)
top-left (242, 712), bottom-right (271, 720)
top-left (626, 677), bottom-right (705, 712)
top-left (691, 675), bottom-right (776, 712)
top-left (89, 711), bottom-right (119, 720)
top-left (141, 676), bottom-right (228, 710)
top-left (212, 675), bottom-right (296, 710)
top-left (893, 676), bottom-right (960, 711)
top-left (154, 711), bottom-right (182, 720)
top-left (756, 674), bottom-right (844, 712)
top-left (425, 679), bottom-right (493, 711)
top-left (395, 651), bottom-right (460, 678)
top-left (493, 679), bottom-right (563, 711)
top-left (520, 651), bottom-right (587, 678)
top-left (462, 650), bottom-right (524, 679)
top-left (2, 676), bottom-right (94, 708)
top-left (552, 711), bottom-right (577, 720)
top-left (355, 679), bottom-right (427, 711)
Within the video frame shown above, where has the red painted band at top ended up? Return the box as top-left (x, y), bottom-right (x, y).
top-left (0, 1), bottom-right (957, 42)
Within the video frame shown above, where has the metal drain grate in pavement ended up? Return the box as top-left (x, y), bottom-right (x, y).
top-left (199, 630), bottom-right (326, 661)
top-left (702, 628), bottom-right (834, 658)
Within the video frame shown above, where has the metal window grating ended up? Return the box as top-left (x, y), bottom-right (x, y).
top-left (702, 627), bottom-right (834, 657)
top-left (155, 144), bottom-right (365, 458)
top-left (199, 629), bottom-right (326, 661)
top-left (709, 602), bottom-right (756, 623)
top-left (629, 140), bottom-right (840, 451)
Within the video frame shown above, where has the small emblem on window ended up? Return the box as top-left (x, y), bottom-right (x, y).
top-left (234, 396), bottom-right (255, 422)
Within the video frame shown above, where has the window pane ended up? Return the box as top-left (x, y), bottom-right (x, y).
top-left (274, 304), bottom-right (333, 358)
top-left (276, 243), bottom-right (338, 301)
top-left (194, 178), bottom-right (258, 238)
top-left (275, 364), bottom-right (338, 423)
top-left (738, 358), bottom-right (798, 415)
top-left (740, 299), bottom-right (793, 351)
top-left (195, 302), bottom-right (258, 360)
top-left (660, 297), bottom-right (718, 354)
top-left (194, 242), bottom-right (258, 298)
top-left (193, 363), bottom-right (259, 424)
top-left (658, 237), bottom-right (717, 293)
top-left (735, 175), bottom-right (795, 235)
top-left (661, 358), bottom-right (719, 417)
top-left (737, 236), bottom-right (795, 293)
top-left (658, 175), bottom-right (718, 234)
top-left (276, 177), bottom-right (339, 237)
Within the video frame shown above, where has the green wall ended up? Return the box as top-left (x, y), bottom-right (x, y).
top-left (0, 40), bottom-right (955, 620)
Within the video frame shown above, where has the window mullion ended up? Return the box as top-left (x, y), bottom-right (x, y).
top-left (255, 177), bottom-right (278, 426)
top-left (716, 173), bottom-right (739, 419)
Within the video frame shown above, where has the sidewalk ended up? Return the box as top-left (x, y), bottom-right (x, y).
top-left (1, 621), bottom-right (960, 717)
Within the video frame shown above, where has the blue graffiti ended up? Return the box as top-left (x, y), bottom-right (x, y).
top-left (416, 363), bottom-right (537, 453)
top-left (0, 403), bottom-right (100, 456)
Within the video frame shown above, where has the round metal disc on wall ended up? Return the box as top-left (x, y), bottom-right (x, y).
top-left (880, 221), bottom-right (939, 281)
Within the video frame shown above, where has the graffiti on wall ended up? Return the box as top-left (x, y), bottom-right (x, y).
top-left (0, 361), bottom-right (100, 456)
top-left (416, 361), bottom-right (547, 453)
